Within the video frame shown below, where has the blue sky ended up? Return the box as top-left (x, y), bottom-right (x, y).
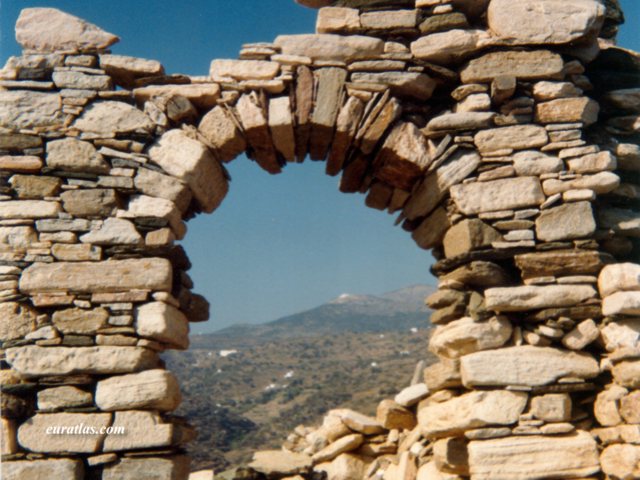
top-left (2, 1), bottom-right (639, 332)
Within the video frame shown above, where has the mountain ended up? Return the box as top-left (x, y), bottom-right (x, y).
top-left (165, 284), bottom-right (437, 472)
top-left (190, 284), bottom-right (436, 349)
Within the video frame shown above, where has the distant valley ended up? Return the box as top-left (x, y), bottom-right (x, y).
top-left (163, 285), bottom-right (436, 472)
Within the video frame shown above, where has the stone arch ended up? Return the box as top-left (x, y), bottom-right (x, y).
top-left (1, 2), bottom-right (640, 479)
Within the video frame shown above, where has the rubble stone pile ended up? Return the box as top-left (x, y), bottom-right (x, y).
top-left (0, 0), bottom-right (639, 478)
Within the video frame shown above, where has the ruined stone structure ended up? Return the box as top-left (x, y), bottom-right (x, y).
top-left (0, 1), bottom-right (639, 478)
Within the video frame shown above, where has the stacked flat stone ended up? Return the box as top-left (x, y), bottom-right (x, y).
top-left (0, 1), bottom-right (638, 479)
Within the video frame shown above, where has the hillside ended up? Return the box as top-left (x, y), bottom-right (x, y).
top-left (163, 285), bottom-right (436, 471)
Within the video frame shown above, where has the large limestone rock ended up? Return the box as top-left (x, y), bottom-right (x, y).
top-left (52, 307), bottom-right (108, 334)
top-left (249, 450), bottom-right (312, 477)
top-left (450, 177), bottom-right (545, 215)
top-left (80, 218), bottom-right (143, 246)
top-left (487, 0), bottom-right (605, 45)
top-left (15, 8), bottom-right (119, 52)
top-left (17, 412), bottom-right (111, 453)
top-left (210, 59), bottom-right (280, 81)
top-left (6, 346), bottom-right (158, 377)
top-left (19, 258), bottom-right (172, 294)
top-left (603, 291), bottom-right (640, 316)
top-left (3, 458), bottom-right (84, 480)
top-left (600, 444), bottom-right (640, 479)
top-left (73, 101), bottom-right (154, 135)
top-left (198, 106), bottom-right (247, 162)
top-left (460, 50), bottom-right (564, 83)
top-left (429, 316), bottom-right (512, 359)
top-left (485, 285), bottom-right (597, 311)
top-left (148, 129), bottom-right (228, 213)
top-left (411, 29), bottom-right (492, 64)
top-left (135, 301), bottom-right (189, 349)
top-left (612, 360), bottom-right (640, 389)
top-left (95, 369), bottom-right (181, 411)
top-left (102, 456), bottom-right (190, 480)
top-left (0, 91), bottom-right (62, 130)
top-left (599, 262), bottom-right (640, 297)
top-left (46, 137), bottom-right (109, 173)
top-left (443, 219), bottom-right (501, 258)
top-left (419, 390), bottom-right (527, 438)
top-left (468, 431), bottom-right (600, 479)
top-left (536, 201), bottom-right (597, 241)
top-left (274, 34), bottom-right (384, 62)
top-left (474, 125), bottom-right (548, 152)
top-left (103, 410), bottom-right (176, 451)
top-left (37, 386), bottom-right (93, 411)
top-left (460, 346), bottom-right (600, 387)
top-left (134, 167), bottom-right (192, 212)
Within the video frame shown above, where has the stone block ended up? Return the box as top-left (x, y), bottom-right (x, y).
top-left (135, 301), bottom-right (189, 349)
top-left (95, 369), bottom-right (181, 411)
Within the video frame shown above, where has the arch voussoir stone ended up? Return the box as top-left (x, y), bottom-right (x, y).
top-left (0, 1), bottom-right (639, 479)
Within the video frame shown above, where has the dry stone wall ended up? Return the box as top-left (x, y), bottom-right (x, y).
top-left (0, 1), bottom-right (639, 479)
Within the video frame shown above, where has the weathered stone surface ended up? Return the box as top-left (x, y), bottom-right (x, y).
top-left (599, 206), bottom-right (640, 236)
top-left (424, 358), bottom-right (462, 391)
top-left (125, 194), bottom-right (184, 238)
top-left (136, 84), bottom-right (221, 109)
top-left (135, 301), bottom-right (189, 349)
top-left (419, 390), bottom-right (527, 438)
top-left (461, 346), bottom-right (600, 387)
top-left (0, 200), bottom-right (60, 219)
top-left (443, 219), bottom-right (501, 258)
top-left (351, 71), bottom-right (436, 100)
top-left (1, 418), bottom-right (17, 455)
top-left (103, 410), bottom-right (175, 451)
top-left (613, 360), bottom-right (640, 389)
top-left (10, 174), bottom-right (61, 199)
top-left (61, 188), bottom-right (118, 217)
top-left (474, 125), bottom-right (548, 152)
top-left (485, 285), bottom-right (596, 312)
top-left (236, 93), bottom-right (281, 173)
top-left (250, 450), bottom-right (312, 477)
top-left (544, 171), bottom-right (620, 195)
top-left (74, 102), bottom-right (152, 138)
top-left (274, 34), bottom-right (384, 62)
top-left (562, 319), bottom-right (600, 350)
top-left (513, 151), bottom-right (564, 176)
top-left (309, 68), bottom-right (347, 160)
top-left (375, 122), bottom-right (431, 190)
top-left (533, 81), bottom-right (583, 101)
top-left (96, 369), bottom-right (181, 411)
top-left (52, 70), bottom-right (112, 90)
top-left (404, 150), bottom-right (481, 220)
top-left (336, 409), bottom-right (383, 435)
top-left (99, 54), bottom-right (164, 86)
top-left (0, 91), bottom-right (62, 130)
top-left (80, 218), bottom-right (143, 245)
top-left (429, 316), bottom-right (512, 359)
top-left (451, 177), bottom-right (545, 215)
top-left (16, 8), bottom-right (119, 52)
top-left (488, 0), bottom-right (605, 45)
top-left (460, 50), bottom-right (564, 84)
top-left (269, 96), bottom-right (295, 162)
top-left (134, 167), bottom-right (192, 212)
top-left (515, 249), bottom-right (612, 279)
top-left (3, 458), bottom-right (84, 480)
top-left (148, 129), bottom-right (228, 212)
top-left (102, 456), bottom-right (190, 480)
top-left (411, 29), bottom-right (491, 64)
top-left (412, 207), bottom-right (451, 250)
top-left (198, 105), bottom-right (246, 162)
top-left (316, 7), bottom-right (360, 33)
top-left (361, 9), bottom-right (417, 29)
top-left (37, 386), bottom-right (93, 411)
top-left (595, 385), bottom-right (627, 426)
top-left (0, 302), bottom-right (37, 342)
top-left (599, 263), bottom-right (640, 297)
top-left (377, 399), bottom-right (416, 430)
top-left (536, 201), bottom-right (596, 242)
top-left (426, 112), bottom-right (495, 132)
top-left (601, 319), bottom-right (640, 352)
top-left (621, 390), bottom-right (640, 424)
top-left (530, 393), bottom-right (572, 422)
top-left (318, 453), bottom-right (368, 480)
top-left (603, 291), bottom-right (640, 316)
top-left (567, 151), bottom-right (616, 174)
top-left (468, 431), bottom-right (600, 480)
top-left (20, 258), bottom-right (172, 294)
top-left (46, 137), bottom-right (109, 173)
top-left (0, 225), bottom-right (37, 249)
top-left (6, 345), bottom-right (158, 377)
top-left (18, 412), bottom-right (111, 453)
top-left (395, 383), bottom-right (429, 407)
top-left (433, 436), bottom-right (469, 476)
top-left (417, 460), bottom-right (461, 480)
top-left (210, 59), bottom-right (279, 81)
top-left (601, 444), bottom-right (640, 479)
top-left (312, 433), bottom-right (364, 463)
top-left (52, 307), bottom-right (108, 334)
top-left (535, 97), bottom-right (600, 125)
